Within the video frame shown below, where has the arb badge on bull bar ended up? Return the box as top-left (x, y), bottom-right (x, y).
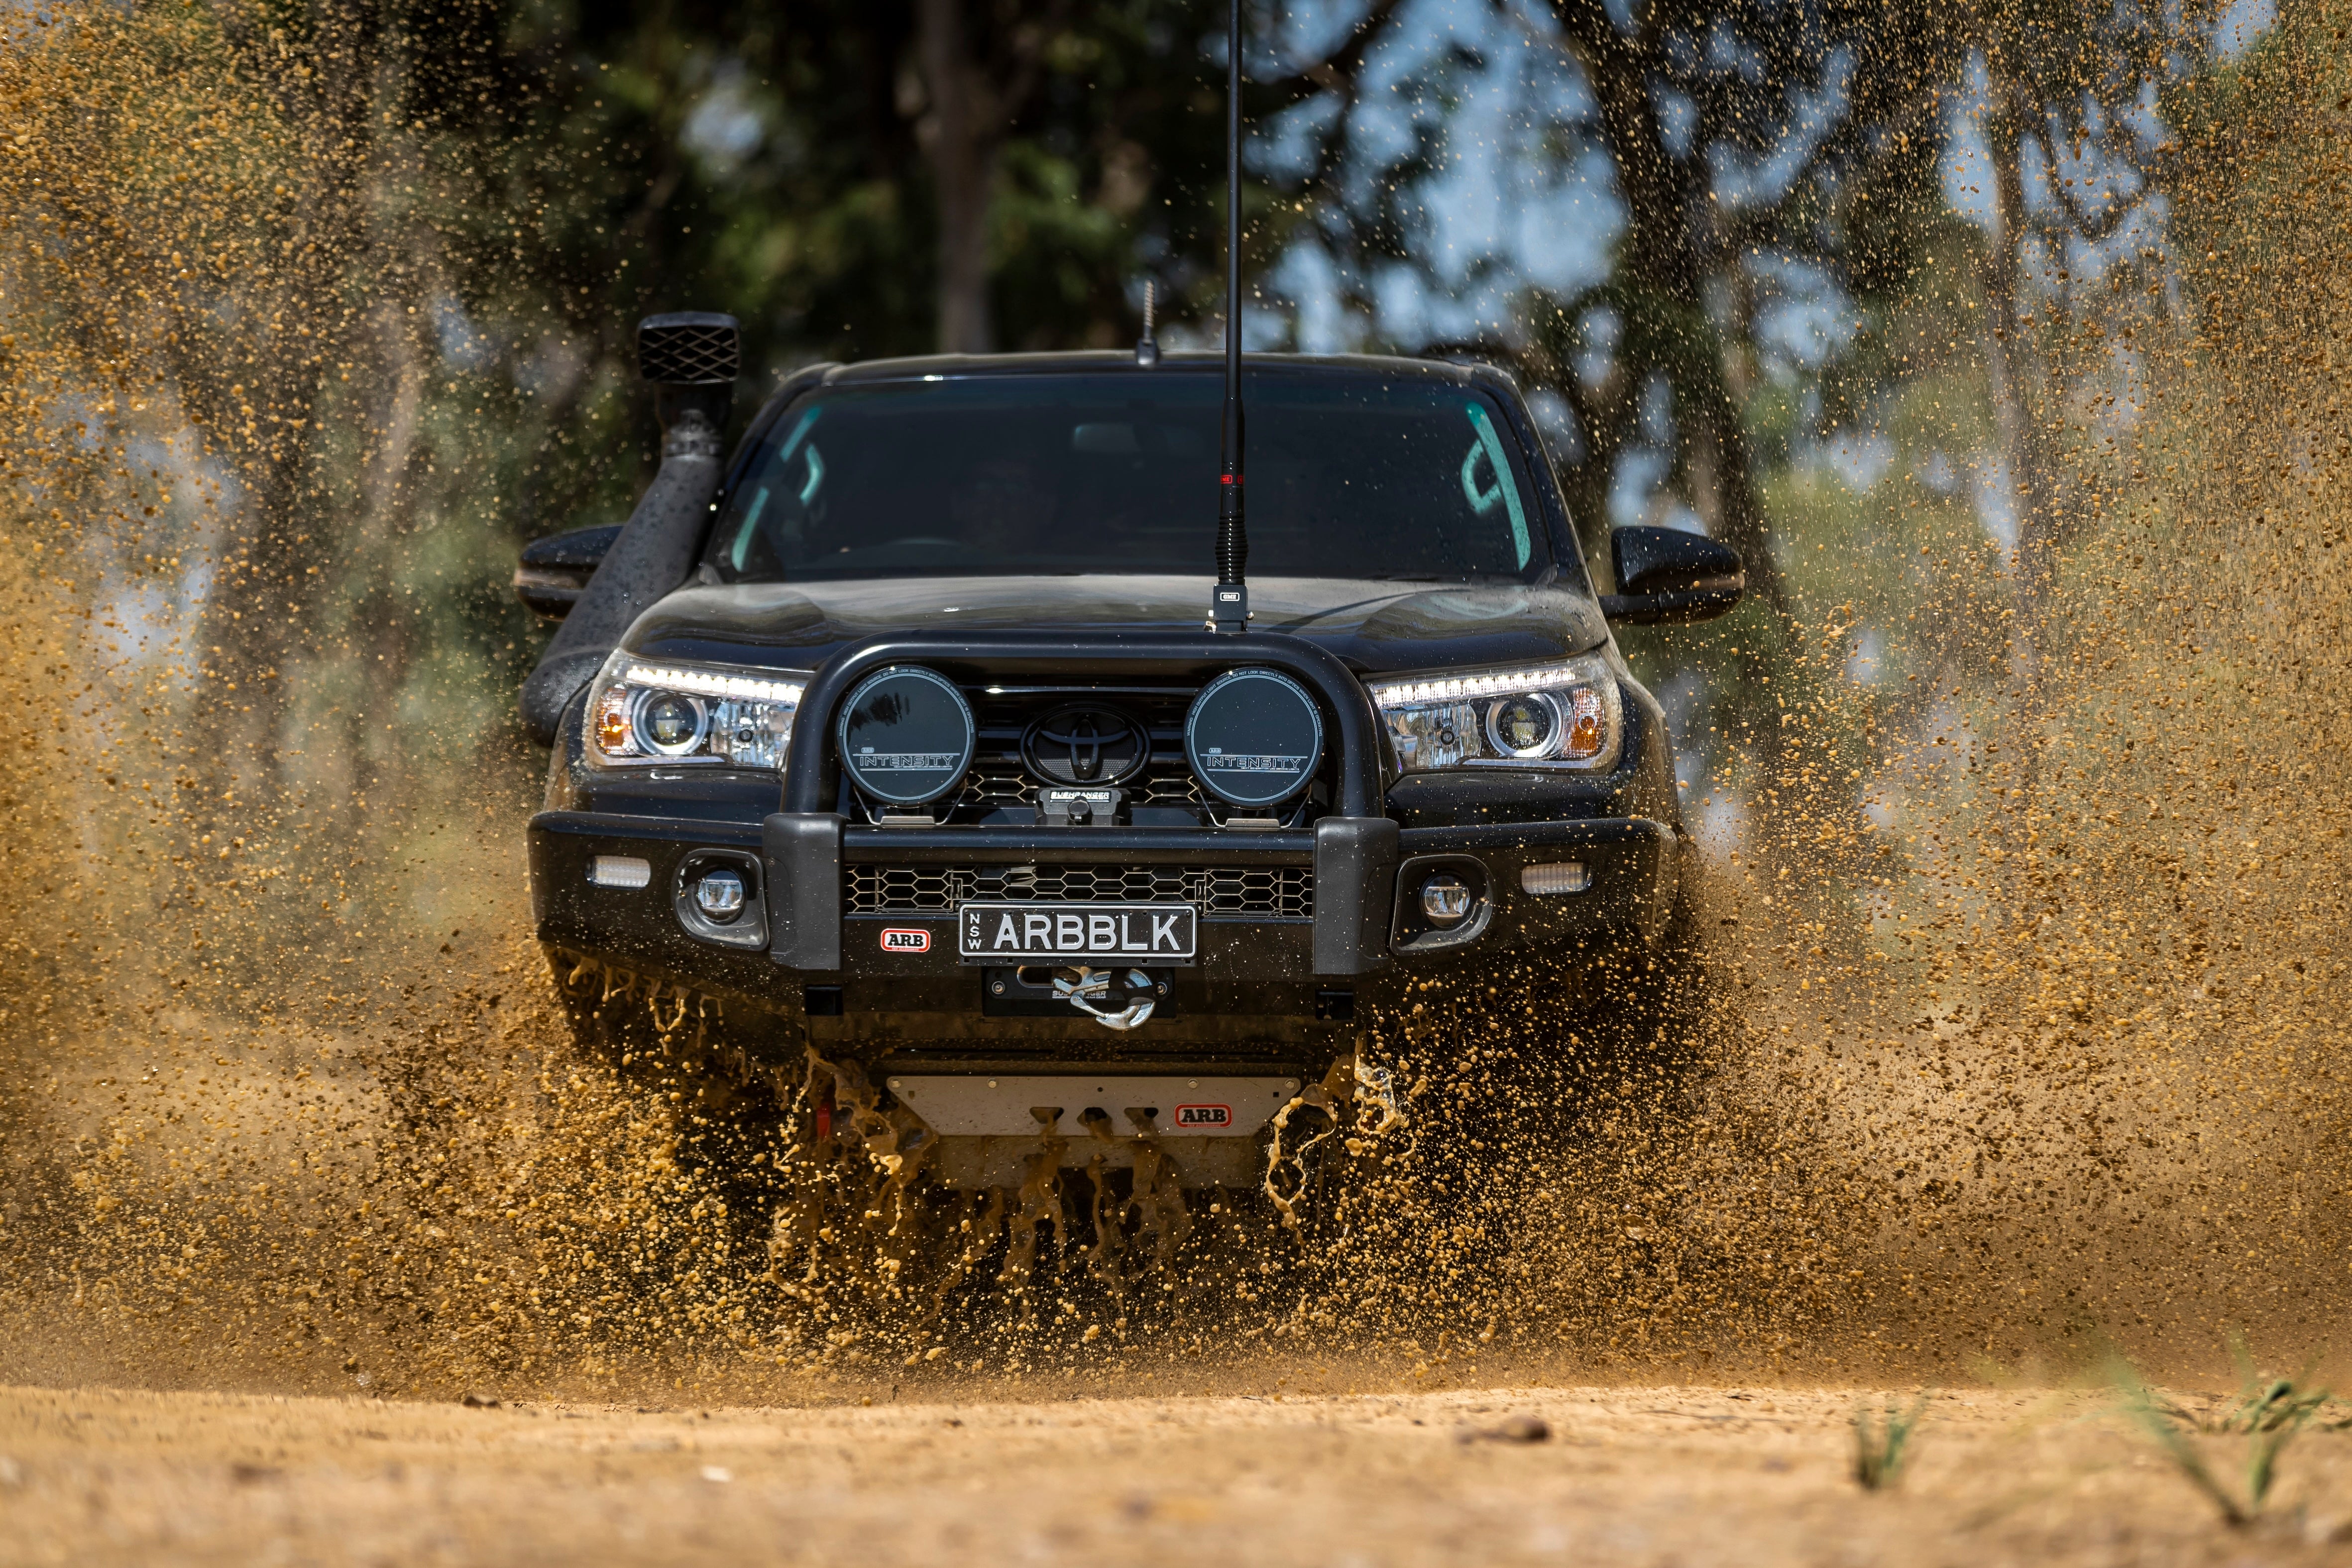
top-left (957, 901), bottom-right (1198, 965)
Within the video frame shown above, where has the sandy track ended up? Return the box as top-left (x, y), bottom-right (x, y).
top-left (4, 1382), bottom-right (2350, 1566)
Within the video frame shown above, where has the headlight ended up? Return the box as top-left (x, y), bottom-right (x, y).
top-left (585, 651), bottom-right (808, 770)
top-left (1367, 653), bottom-right (1623, 775)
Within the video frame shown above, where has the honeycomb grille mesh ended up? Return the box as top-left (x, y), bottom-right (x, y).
top-left (637, 315), bottom-right (740, 384)
top-left (847, 864), bottom-right (1312, 918)
top-left (955, 770), bottom-right (1037, 809)
top-left (955, 764), bottom-right (1203, 810)
top-left (1136, 767), bottom-right (1208, 806)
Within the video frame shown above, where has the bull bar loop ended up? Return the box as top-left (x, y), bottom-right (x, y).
top-left (776, 629), bottom-right (1386, 820)
top-left (763, 630), bottom-right (1399, 977)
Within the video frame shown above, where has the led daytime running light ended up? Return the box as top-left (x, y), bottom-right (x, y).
top-left (1368, 664), bottom-right (1591, 706)
top-left (621, 664), bottom-right (804, 706)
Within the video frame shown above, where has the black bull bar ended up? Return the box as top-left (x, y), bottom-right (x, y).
top-left (761, 630), bottom-right (1399, 977)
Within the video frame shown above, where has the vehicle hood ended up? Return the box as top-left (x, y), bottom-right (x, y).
top-left (624, 574), bottom-right (1609, 677)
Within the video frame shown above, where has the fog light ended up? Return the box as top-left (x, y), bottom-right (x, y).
top-left (693, 869), bottom-right (747, 922)
top-left (589, 855), bottom-right (652, 890)
top-left (1520, 860), bottom-right (1591, 896)
top-left (1419, 874), bottom-right (1473, 924)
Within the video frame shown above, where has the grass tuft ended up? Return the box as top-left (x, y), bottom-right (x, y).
top-left (1851, 1393), bottom-right (1930, 1490)
top-left (2111, 1345), bottom-right (2329, 1528)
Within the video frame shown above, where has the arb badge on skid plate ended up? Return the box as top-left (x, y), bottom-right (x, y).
top-left (879, 928), bottom-right (932, 953)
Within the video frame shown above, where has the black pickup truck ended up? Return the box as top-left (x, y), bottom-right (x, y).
top-left (515, 315), bottom-right (1741, 1191)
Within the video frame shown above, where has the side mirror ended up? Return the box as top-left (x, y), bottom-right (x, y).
top-left (1600, 525), bottom-right (1745, 625)
top-left (514, 524), bottom-right (623, 622)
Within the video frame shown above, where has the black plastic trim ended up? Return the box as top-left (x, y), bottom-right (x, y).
top-left (764, 812), bottom-right (844, 969)
top-left (531, 809), bottom-right (763, 851)
top-left (1396, 816), bottom-right (1671, 853)
top-left (838, 826), bottom-right (1314, 864)
top-left (1310, 816), bottom-right (1399, 975)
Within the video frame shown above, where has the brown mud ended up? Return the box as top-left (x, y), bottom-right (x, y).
top-left (2, 0), bottom-right (2352, 1555)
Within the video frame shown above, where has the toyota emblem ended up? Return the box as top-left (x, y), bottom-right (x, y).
top-left (1020, 704), bottom-right (1149, 787)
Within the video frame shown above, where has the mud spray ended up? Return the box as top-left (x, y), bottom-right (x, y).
top-left (1, 0), bottom-right (2348, 1406)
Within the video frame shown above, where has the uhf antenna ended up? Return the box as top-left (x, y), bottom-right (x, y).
top-left (1135, 280), bottom-right (1160, 365)
top-left (1209, 0), bottom-right (1248, 636)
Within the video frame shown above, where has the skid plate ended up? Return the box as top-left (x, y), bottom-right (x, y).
top-left (929, 1134), bottom-right (1263, 1189)
top-left (884, 1073), bottom-right (1301, 1138)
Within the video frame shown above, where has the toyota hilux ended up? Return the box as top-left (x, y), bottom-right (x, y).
top-left (514, 313), bottom-right (1743, 1194)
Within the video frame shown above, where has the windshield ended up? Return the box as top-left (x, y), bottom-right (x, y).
top-left (708, 370), bottom-right (1553, 583)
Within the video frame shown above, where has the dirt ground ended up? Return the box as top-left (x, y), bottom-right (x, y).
top-left (4, 1380), bottom-right (2350, 1567)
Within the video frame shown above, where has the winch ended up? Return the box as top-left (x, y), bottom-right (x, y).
top-left (1049, 964), bottom-right (1158, 1029)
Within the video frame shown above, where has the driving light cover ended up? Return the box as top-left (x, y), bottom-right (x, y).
top-left (1368, 653), bottom-right (1623, 775)
top-left (1184, 668), bottom-right (1326, 807)
top-left (586, 651), bottom-right (808, 770)
top-left (836, 665), bottom-right (976, 805)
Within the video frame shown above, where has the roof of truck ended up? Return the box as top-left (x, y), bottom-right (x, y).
top-left (817, 349), bottom-right (1506, 387)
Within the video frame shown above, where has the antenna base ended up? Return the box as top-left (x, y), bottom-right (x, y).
top-left (1211, 583), bottom-right (1249, 636)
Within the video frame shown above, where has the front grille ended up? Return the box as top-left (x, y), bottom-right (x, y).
top-left (847, 864), bottom-right (1313, 919)
top-left (953, 763), bottom-right (1204, 811)
top-left (1136, 767), bottom-right (1207, 806)
top-left (954, 769), bottom-right (1038, 810)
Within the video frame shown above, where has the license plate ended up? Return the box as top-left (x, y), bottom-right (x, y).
top-left (957, 901), bottom-right (1197, 965)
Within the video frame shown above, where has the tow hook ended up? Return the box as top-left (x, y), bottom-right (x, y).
top-left (1051, 966), bottom-right (1157, 1030)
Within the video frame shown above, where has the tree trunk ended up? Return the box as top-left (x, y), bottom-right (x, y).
top-left (1979, 68), bottom-right (2059, 602)
top-left (1973, 60), bottom-right (2065, 821)
top-left (1687, 350), bottom-right (1785, 612)
top-left (125, 1), bottom-right (387, 834)
top-left (917, 0), bottom-right (999, 353)
top-left (1573, 11), bottom-right (1790, 614)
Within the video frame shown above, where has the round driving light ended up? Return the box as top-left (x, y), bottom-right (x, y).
top-left (837, 666), bottom-right (976, 805)
top-left (640, 691), bottom-right (707, 755)
top-left (693, 869), bottom-right (747, 923)
top-left (1486, 692), bottom-right (1559, 759)
top-left (1419, 874), bottom-right (1473, 925)
top-left (1184, 668), bottom-right (1324, 808)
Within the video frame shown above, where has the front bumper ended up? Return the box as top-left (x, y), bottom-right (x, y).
top-left (529, 806), bottom-right (1675, 1045)
top-left (528, 626), bottom-right (1683, 1071)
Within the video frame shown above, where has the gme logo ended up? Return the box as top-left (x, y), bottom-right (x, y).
top-left (1173, 1104), bottom-right (1232, 1128)
top-left (879, 928), bottom-right (931, 953)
